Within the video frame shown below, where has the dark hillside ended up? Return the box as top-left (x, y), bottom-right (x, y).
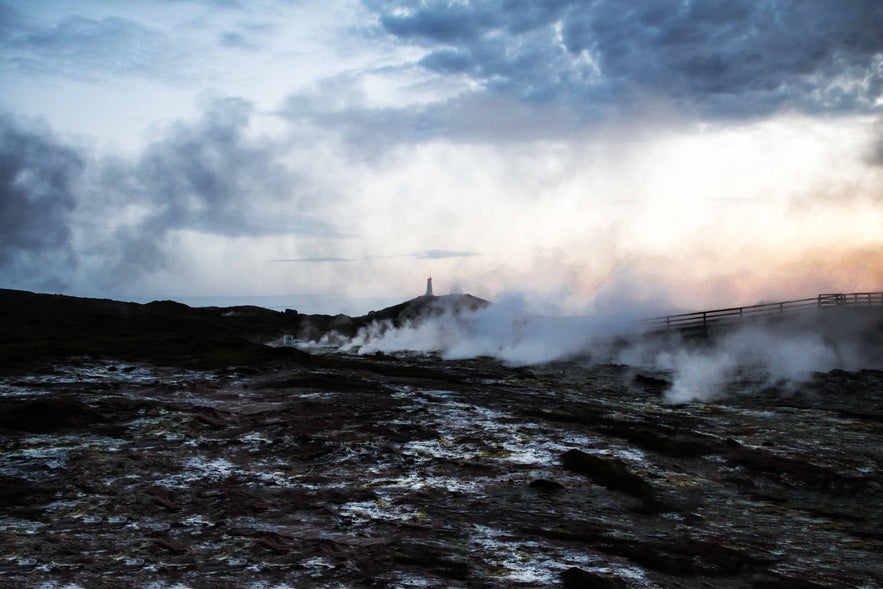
top-left (364, 293), bottom-right (488, 327)
top-left (0, 289), bottom-right (304, 366)
top-left (0, 289), bottom-right (489, 366)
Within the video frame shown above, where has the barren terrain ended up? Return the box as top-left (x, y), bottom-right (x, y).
top-left (1, 353), bottom-right (882, 588)
top-left (1, 289), bottom-right (881, 587)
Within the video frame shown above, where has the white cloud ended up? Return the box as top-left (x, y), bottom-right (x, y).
top-left (1, 1), bottom-right (881, 315)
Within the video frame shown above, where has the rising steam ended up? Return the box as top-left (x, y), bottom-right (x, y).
top-left (335, 295), bottom-right (883, 403)
top-left (341, 293), bottom-right (638, 365)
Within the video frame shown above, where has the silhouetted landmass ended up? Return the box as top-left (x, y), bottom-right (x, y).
top-left (0, 288), bottom-right (488, 367)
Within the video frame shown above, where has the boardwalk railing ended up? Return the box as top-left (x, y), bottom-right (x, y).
top-left (643, 292), bottom-right (883, 332)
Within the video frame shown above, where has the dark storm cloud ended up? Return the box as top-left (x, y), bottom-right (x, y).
top-left (134, 98), bottom-right (288, 237)
top-left (2, 98), bottom-right (344, 290)
top-left (97, 97), bottom-right (342, 279)
top-left (0, 114), bottom-right (82, 289)
top-left (367, 0), bottom-right (883, 119)
top-left (118, 97), bottom-right (337, 238)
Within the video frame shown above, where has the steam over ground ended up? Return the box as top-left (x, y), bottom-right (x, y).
top-left (334, 296), bottom-right (883, 403)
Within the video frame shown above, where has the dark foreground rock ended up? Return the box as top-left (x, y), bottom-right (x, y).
top-left (1, 354), bottom-right (881, 588)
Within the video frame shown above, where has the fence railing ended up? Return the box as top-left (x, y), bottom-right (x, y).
top-left (642, 292), bottom-right (883, 332)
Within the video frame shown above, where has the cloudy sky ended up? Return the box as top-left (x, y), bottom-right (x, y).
top-left (1, 0), bottom-right (881, 315)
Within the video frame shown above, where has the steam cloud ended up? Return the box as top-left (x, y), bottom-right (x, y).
top-left (337, 297), bottom-right (883, 403)
top-left (619, 311), bottom-right (882, 403)
top-left (341, 293), bottom-right (640, 365)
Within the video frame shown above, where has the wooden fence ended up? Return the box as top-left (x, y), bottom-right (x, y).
top-left (642, 292), bottom-right (883, 332)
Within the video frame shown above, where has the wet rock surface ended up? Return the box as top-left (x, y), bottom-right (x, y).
top-left (1, 356), bottom-right (881, 588)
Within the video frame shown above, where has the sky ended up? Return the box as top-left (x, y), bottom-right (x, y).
top-left (1, 0), bottom-right (882, 316)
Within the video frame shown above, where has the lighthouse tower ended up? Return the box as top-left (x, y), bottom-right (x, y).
top-left (425, 275), bottom-right (433, 296)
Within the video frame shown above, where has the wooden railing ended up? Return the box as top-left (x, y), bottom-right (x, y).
top-left (642, 292), bottom-right (883, 332)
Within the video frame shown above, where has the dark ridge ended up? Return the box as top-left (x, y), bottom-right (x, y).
top-left (0, 288), bottom-right (488, 367)
top-left (363, 293), bottom-right (489, 327)
top-left (253, 374), bottom-right (388, 394)
top-left (561, 567), bottom-right (626, 588)
top-left (290, 293), bottom-right (488, 340)
top-left (725, 446), bottom-right (871, 494)
top-left (560, 449), bottom-right (655, 500)
top-left (529, 478), bottom-right (566, 492)
top-left (529, 526), bottom-right (778, 577)
top-left (534, 409), bottom-right (720, 458)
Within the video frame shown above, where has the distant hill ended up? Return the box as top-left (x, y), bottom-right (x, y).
top-left (0, 289), bottom-right (489, 366)
top-left (367, 294), bottom-right (488, 323)
top-left (278, 293), bottom-right (489, 341)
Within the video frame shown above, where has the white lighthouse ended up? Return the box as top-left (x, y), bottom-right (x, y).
top-left (425, 275), bottom-right (433, 296)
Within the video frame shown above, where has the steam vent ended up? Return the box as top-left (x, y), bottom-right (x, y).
top-left (425, 275), bottom-right (433, 296)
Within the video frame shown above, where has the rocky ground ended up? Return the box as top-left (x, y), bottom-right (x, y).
top-left (1, 351), bottom-right (881, 588)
